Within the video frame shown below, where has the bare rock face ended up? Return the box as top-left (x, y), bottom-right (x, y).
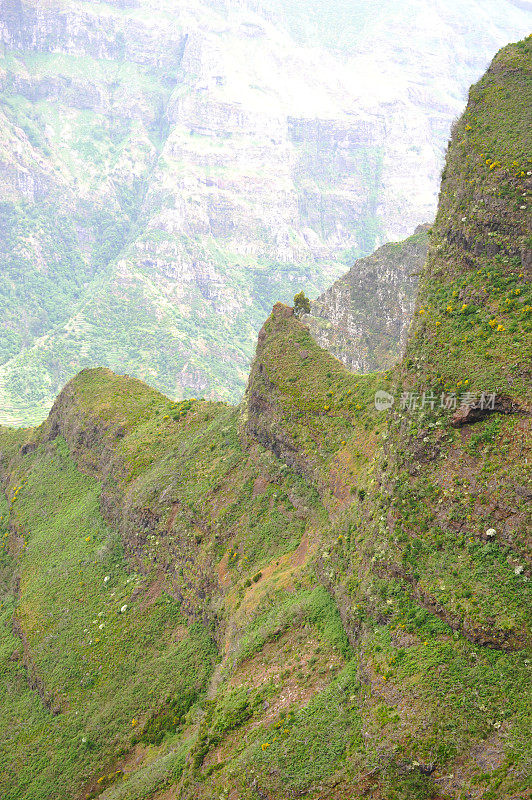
top-left (451, 394), bottom-right (525, 427)
top-left (304, 226), bottom-right (430, 373)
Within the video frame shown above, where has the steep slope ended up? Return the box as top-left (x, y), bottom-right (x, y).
top-left (0, 353), bottom-right (353, 799)
top-left (305, 225), bottom-right (429, 372)
top-left (0, 35), bottom-right (531, 800)
top-left (319, 35), bottom-right (532, 798)
top-left (0, 319), bottom-right (392, 800)
top-left (1, 0), bottom-right (531, 426)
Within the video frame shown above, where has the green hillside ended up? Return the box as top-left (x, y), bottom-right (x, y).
top-left (0, 36), bottom-right (530, 800)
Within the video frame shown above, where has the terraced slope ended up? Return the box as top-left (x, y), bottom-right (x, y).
top-left (0, 36), bottom-right (530, 800)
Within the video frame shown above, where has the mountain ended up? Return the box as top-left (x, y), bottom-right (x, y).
top-left (1, 0), bottom-right (531, 425)
top-left (0, 36), bottom-right (530, 799)
top-left (304, 224), bottom-right (429, 373)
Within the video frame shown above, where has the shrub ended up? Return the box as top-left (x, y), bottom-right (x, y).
top-left (293, 291), bottom-right (311, 317)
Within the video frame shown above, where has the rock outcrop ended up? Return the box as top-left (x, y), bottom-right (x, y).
top-left (305, 225), bottom-right (430, 372)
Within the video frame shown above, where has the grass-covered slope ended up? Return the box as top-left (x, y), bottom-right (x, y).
top-left (0, 429), bottom-right (217, 800)
top-left (243, 302), bottom-right (390, 501)
top-left (376, 36), bottom-right (532, 652)
top-left (0, 357), bottom-right (362, 799)
top-left (406, 36), bottom-right (532, 400)
top-left (0, 36), bottom-right (531, 800)
top-left (320, 36), bottom-right (532, 799)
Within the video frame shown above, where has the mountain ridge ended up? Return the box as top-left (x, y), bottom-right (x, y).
top-left (0, 32), bottom-right (530, 800)
top-left (304, 224), bottom-right (430, 373)
top-left (1, 0), bottom-right (531, 425)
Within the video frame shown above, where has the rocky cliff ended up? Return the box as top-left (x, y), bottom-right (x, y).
top-left (305, 225), bottom-right (429, 372)
top-left (1, 0), bottom-right (531, 425)
top-left (0, 32), bottom-right (530, 800)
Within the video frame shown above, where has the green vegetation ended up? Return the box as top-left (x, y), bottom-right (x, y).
top-left (406, 36), bottom-right (532, 400)
top-left (245, 305), bottom-right (390, 497)
top-left (0, 201), bottom-right (91, 364)
top-left (235, 662), bottom-right (362, 793)
top-left (0, 33), bottom-right (530, 800)
top-left (293, 290), bottom-right (311, 316)
top-left (232, 584), bottom-right (352, 667)
top-left (0, 435), bottom-right (217, 800)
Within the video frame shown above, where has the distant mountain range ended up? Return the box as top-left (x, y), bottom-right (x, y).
top-left (0, 0), bottom-right (531, 425)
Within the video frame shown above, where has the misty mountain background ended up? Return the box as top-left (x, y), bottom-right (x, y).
top-left (0, 0), bottom-right (531, 425)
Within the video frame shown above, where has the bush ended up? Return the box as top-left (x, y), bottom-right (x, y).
top-left (293, 291), bottom-right (311, 317)
top-left (137, 689), bottom-right (197, 745)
